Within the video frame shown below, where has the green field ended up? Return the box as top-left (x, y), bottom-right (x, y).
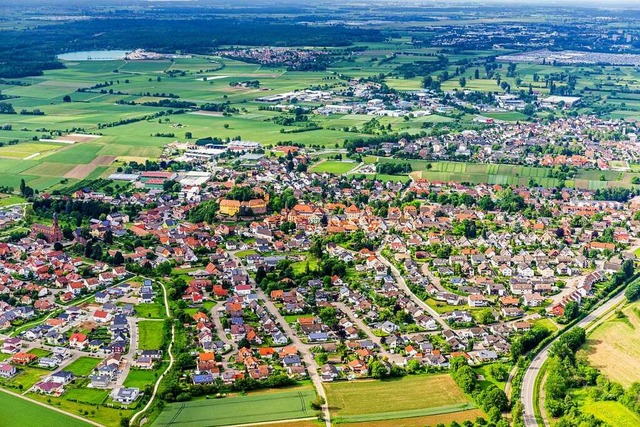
top-left (323, 374), bottom-right (476, 423)
top-left (0, 391), bottom-right (90, 427)
top-left (379, 158), bottom-right (638, 189)
top-left (153, 388), bottom-right (317, 427)
top-left (124, 364), bottom-right (166, 389)
top-left (138, 320), bottom-right (166, 350)
top-left (64, 357), bottom-right (102, 377)
top-left (135, 302), bottom-right (167, 319)
top-left (572, 389), bottom-right (640, 427)
top-left (64, 386), bottom-right (110, 405)
top-left (309, 160), bottom-right (358, 174)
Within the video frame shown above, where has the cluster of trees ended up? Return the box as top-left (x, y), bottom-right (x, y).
top-left (545, 328), bottom-right (588, 417)
top-left (593, 187), bottom-right (633, 202)
top-left (376, 162), bottom-right (412, 175)
top-left (450, 357), bottom-right (509, 425)
top-left (510, 325), bottom-right (552, 361)
top-left (97, 109), bottom-right (185, 129)
top-left (187, 200), bottom-right (219, 224)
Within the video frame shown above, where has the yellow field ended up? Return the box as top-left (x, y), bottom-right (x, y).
top-left (582, 302), bottom-right (640, 387)
top-left (342, 409), bottom-right (485, 427)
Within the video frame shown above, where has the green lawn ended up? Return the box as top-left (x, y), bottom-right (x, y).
top-left (64, 357), bottom-right (101, 377)
top-left (124, 364), bottom-right (166, 389)
top-left (0, 391), bottom-right (91, 427)
top-left (153, 387), bottom-right (317, 427)
top-left (138, 320), bottom-right (165, 350)
top-left (64, 386), bottom-right (109, 404)
top-left (27, 348), bottom-right (52, 358)
top-left (135, 302), bottom-right (166, 319)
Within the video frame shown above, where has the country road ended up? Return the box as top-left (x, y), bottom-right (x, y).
top-left (521, 290), bottom-right (627, 427)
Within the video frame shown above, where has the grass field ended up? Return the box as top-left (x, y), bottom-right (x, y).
top-left (0, 391), bottom-right (91, 427)
top-left (135, 302), bottom-right (167, 319)
top-left (573, 389), bottom-right (640, 427)
top-left (152, 387), bottom-right (317, 427)
top-left (124, 364), bottom-right (166, 389)
top-left (138, 320), bottom-right (166, 350)
top-left (64, 357), bottom-right (101, 377)
top-left (309, 160), bottom-right (358, 174)
top-left (64, 386), bottom-right (109, 404)
top-left (581, 302), bottom-right (640, 387)
top-left (323, 374), bottom-right (476, 423)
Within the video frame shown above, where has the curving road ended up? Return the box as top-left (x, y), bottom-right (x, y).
top-left (521, 290), bottom-right (626, 427)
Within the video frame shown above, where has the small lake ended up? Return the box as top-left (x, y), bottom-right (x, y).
top-left (57, 50), bottom-right (131, 61)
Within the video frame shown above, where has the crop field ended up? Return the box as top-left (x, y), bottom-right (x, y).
top-left (370, 158), bottom-right (640, 189)
top-left (323, 374), bottom-right (476, 423)
top-left (581, 302), bottom-right (640, 387)
top-left (152, 387), bottom-right (317, 427)
top-left (0, 391), bottom-right (91, 427)
top-left (138, 320), bottom-right (166, 350)
top-left (65, 357), bottom-right (102, 377)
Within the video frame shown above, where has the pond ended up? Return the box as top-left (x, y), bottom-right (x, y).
top-left (57, 50), bottom-right (131, 61)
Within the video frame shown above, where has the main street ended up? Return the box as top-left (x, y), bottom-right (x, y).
top-left (521, 290), bottom-right (627, 427)
top-left (375, 247), bottom-right (451, 330)
top-left (229, 252), bottom-right (332, 427)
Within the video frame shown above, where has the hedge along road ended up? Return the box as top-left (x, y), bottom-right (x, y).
top-left (521, 290), bottom-right (627, 427)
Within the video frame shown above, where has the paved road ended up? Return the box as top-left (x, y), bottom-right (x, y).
top-left (521, 290), bottom-right (626, 427)
top-left (375, 248), bottom-right (450, 330)
top-left (230, 252), bottom-right (331, 427)
top-left (211, 300), bottom-right (236, 365)
top-left (333, 302), bottom-right (403, 364)
top-left (115, 316), bottom-right (138, 387)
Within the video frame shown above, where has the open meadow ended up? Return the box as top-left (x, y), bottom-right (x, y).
top-left (323, 374), bottom-right (478, 423)
top-left (581, 301), bottom-right (640, 387)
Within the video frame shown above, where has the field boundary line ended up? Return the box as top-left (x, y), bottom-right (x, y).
top-left (221, 416), bottom-right (317, 427)
top-left (0, 386), bottom-right (104, 427)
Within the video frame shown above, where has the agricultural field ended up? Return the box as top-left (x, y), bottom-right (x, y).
top-left (152, 387), bottom-right (317, 427)
top-left (0, 391), bottom-right (91, 427)
top-left (581, 301), bottom-right (640, 387)
top-left (323, 374), bottom-right (477, 423)
top-left (379, 159), bottom-right (637, 189)
top-left (138, 320), bottom-right (166, 350)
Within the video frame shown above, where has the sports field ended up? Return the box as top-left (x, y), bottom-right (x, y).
top-left (152, 388), bottom-right (317, 427)
top-left (0, 390), bottom-right (91, 427)
top-left (323, 374), bottom-right (476, 423)
top-left (582, 302), bottom-right (640, 387)
top-left (309, 160), bottom-right (358, 174)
